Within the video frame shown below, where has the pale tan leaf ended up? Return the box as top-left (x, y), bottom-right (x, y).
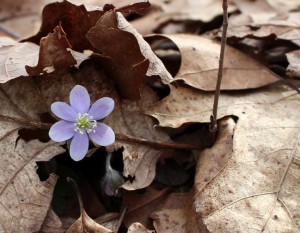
top-left (0, 131), bottom-right (64, 232)
top-left (128, 222), bottom-right (155, 233)
top-left (286, 49), bottom-right (300, 78)
top-left (191, 84), bottom-right (300, 232)
top-left (195, 117), bottom-right (236, 192)
top-left (148, 34), bottom-right (279, 91)
top-left (160, 0), bottom-right (236, 22)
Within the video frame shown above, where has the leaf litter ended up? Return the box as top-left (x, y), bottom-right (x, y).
top-left (0, 0), bottom-right (299, 232)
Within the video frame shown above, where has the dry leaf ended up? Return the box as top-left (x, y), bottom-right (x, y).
top-left (286, 49), bottom-right (300, 78)
top-left (86, 10), bottom-right (149, 100)
top-left (128, 222), bottom-right (155, 233)
top-left (160, 0), bottom-right (236, 22)
top-left (25, 1), bottom-right (104, 51)
top-left (191, 84), bottom-right (300, 232)
top-left (148, 34), bottom-right (279, 91)
top-left (39, 208), bottom-right (65, 233)
top-left (26, 25), bottom-right (76, 76)
top-left (116, 12), bottom-right (173, 84)
top-left (194, 117), bottom-right (236, 192)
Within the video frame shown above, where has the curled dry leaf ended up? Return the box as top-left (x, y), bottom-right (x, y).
top-left (128, 222), bottom-right (155, 233)
top-left (86, 10), bottom-right (172, 100)
top-left (286, 49), bottom-right (300, 78)
top-left (39, 208), bottom-right (64, 233)
top-left (86, 10), bottom-right (149, 100)
top-left (25, 1), bottom-right (104, 51)
top-left (26, 25), bottom-right (76, 76)
top-left (148, 34), bottom-right (279, 91)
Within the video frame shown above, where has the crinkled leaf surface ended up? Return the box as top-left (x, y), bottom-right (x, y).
top-left (127, 222), bottom-right (155, 233)
top-left (148, 34), bottom-right (279, 91)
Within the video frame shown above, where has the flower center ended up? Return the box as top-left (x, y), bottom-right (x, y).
top-left (74, 113), bottom-right (97, 134)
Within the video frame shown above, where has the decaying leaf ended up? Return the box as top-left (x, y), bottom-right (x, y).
top-left (148, 34), bottom-right (279, 91)
top-left (26, 25), bottom-right (76, 76)
top-left (39, 208), bottom-right (64, 233)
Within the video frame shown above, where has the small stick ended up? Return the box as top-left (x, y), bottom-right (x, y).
top-left (0, 115), bottom-right (202, 150)
top-left (210, 0), bottom-right (228, 133)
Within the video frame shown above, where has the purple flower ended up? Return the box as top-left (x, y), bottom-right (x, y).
top-left (49, 85), bottom-right (115, 161)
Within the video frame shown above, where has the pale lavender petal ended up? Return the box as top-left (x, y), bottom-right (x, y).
top-left (89, 123), bottom-right (115, 146)
top-left (88, 97), bottom-right (114, 120)
top-left (49, 120), bottom-right (75, 142)
top-left (70, 85), bottom-right (90, 113)
top-left (70, 132), bottom-right (89, 161)
top-left (51, 102), bottom-right (77, 121)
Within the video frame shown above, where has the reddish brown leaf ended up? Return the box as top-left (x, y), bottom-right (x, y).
top-left (24, 1), bottom-right (104, 51)
top-left (25, 25), bottom-right (76, 76)
top-left (87, 10), bottom-right (149, 100)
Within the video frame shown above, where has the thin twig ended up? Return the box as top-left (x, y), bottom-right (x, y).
top-left (0, 115), bottom-right (202, 150)
top-left (210, 0), bottom-right (228, 133)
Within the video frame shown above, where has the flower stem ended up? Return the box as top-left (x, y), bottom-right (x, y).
top-left (210, 0), bottom-right (228, 133)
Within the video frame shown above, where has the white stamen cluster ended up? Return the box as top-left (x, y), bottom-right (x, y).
top-left (74, 113), bottom-right (97, 134)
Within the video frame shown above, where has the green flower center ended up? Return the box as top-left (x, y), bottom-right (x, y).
top-left (74, 113), bottom-right (97, 134)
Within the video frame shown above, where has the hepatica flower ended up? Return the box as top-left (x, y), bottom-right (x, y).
top-left (49, 85), bottom-right (115, 161)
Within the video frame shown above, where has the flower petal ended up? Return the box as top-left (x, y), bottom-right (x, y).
top-left (70, 85), bottom-right (90, 113)
top-left (88, 97), bottom-right (114, 120)
top-left (49, 120), bottom-right (75, 142)
top-left (89, 123), bottom-right (115, 146)
top-left (70, 132), bottom-right (89, 161)
top-left (51, 102), bottom-right (77, 121)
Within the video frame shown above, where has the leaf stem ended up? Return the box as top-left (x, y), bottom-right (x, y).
top-left (210, 0), bottom-right (228, 133)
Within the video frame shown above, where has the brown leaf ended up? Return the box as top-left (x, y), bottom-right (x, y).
top-left (26, 25), bottom-right (76, 76)
top-left (87, 10), bottom-right (149, 100)
top-left (286, 49), bottom-right (300, 78)
top-left (24, 1), bottom-right (104, 51)
top-left (148, 34), bottom-right (279, 91)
